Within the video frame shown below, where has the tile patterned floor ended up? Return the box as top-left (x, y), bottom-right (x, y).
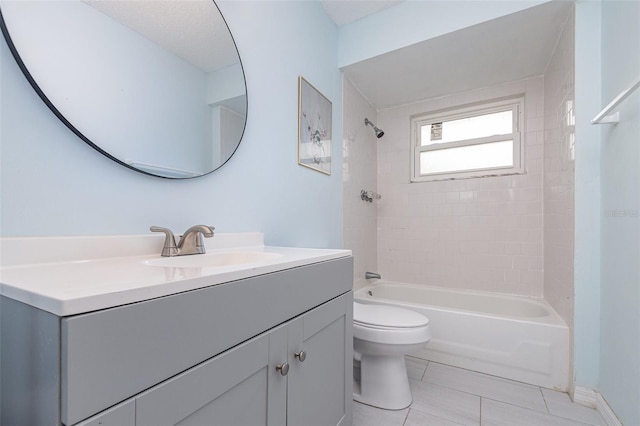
top-left (353, 357), bottom-right (606, 426)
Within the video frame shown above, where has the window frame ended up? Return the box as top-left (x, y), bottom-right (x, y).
top-left (410, 96), bottom-right (525, 182)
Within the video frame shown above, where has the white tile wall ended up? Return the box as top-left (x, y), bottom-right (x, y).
top-left (376, 77), bottom-right (546, 297)
top-left (342, 78), bottom-right (378, 290)
top-left (543, 9), bottom-right (575, 329)
top-left (342, 15), bottom-right (575, 307)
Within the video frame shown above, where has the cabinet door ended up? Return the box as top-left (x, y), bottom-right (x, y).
top-left (135, 329), bottom-right (287, 426)
top-left (287, 293), bottom-right (353, 426)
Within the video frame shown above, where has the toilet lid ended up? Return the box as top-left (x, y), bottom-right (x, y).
top-left (353, 302), bottom-right (429, 328)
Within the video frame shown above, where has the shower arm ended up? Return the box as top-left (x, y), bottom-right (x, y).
top-left (364, 118), bottom-right (384, 138)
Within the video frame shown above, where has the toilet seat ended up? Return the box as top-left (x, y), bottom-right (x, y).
top-left (354, 302), bottom-right (429, 328)
top-left (353, 302), bottom-right (431, 345)
top-left (354, 322), bottom-right (431, 345)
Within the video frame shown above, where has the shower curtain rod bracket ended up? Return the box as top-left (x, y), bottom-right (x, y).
top-left (592, 75), bottom-right (640, 125)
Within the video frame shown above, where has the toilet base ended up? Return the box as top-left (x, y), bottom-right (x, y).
top-left (352, 353), bottom-right (412, 410)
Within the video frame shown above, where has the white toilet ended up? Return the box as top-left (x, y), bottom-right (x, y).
top-left (353, 301), bottom-right (431, 410)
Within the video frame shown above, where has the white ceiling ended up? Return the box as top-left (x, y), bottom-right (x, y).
top-left (86, 0), bottom-right (572, 109)
top-left (320, 0), bottom-right (403, 26)
top-left (339, 1), bottom-right (574, 109)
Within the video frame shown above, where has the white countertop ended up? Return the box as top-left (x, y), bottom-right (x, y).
top-left (0, 233), bottom-right (351, 316)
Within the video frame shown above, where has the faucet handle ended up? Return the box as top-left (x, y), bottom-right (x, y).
top-left (150, 226), bottom-right (178, 257)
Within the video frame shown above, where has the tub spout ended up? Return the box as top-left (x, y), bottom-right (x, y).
top-left (365, 272), bottom-right (381, 280)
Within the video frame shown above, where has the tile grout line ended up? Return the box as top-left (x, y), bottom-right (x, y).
top-left (401, 407), bottom-right (411, 426)
top-left (421, 360), bottom-right (430, 381)
top-left (416, 377), bottom-right (598, 424)
top-left (358, 360), bottom-right (605, 426)
top-left (414, 376), bottom-right (547, 415)
top-left (416, 361), bottom-right (575, 415)
top-left (540, 386), bottom-right (551, 414)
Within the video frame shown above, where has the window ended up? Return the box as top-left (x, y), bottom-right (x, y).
top-left (411, 97), bottom-right (524, 182)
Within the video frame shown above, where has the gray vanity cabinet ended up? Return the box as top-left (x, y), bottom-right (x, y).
top-left (78, 292), bottom-right (351, 426)
top-left (1, 256), bottom-right (353, 426)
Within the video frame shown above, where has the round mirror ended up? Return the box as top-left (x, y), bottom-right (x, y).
top-left (0, 0), bottom-right (247, 178)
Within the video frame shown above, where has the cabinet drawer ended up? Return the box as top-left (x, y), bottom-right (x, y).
top-left (61, 257), bottom-right (353, 425)
top-left (75, 400), bottom-right (135, 426)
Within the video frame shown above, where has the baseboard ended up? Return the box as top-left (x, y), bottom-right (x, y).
top-left (573, 386), bottom-right (622, 426)
top-left (596, 393), bottom-right (622, 426)
top-left (573, 386), bottom-right (597, 408)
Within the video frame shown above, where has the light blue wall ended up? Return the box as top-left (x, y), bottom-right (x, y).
top-left (338, 0), bottom-right (548, 68)
top-left (0, 1), bottom-right (343, 249)
top-left (573, 0), bottom-right (602, 391)
top-left (598, 1), bottom-right (640, 424)
top-left (575, 2), bottom-right (640, 423)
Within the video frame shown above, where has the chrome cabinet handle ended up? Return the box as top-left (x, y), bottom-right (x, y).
top-left (276, 362), bottom-right (289, 376)
top-left (294, 351), bottom-right (306, 362)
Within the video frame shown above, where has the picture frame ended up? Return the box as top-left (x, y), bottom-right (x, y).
top-left (298, 76), bottom-right (332, 175)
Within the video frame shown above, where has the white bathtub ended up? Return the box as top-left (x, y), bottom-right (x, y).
top-left (354, 281), bottom-right (570, 391)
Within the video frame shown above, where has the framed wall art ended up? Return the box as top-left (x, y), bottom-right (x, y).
top-left (298, 76), bottom-right (332, 175)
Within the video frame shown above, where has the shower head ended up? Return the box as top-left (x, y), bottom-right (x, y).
top-left (364, 118), bottom-right (384, 138)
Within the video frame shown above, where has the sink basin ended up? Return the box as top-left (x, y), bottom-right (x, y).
top-left (143, 251), bottom-right (283, 268)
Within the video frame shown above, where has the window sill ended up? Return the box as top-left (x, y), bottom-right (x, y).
top-left (411, 167), bottom-right (525, 183)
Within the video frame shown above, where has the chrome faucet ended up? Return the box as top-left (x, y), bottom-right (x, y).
top-left (365, 272), bottom-right (381, 280)
top-left (150, 225), bottom-right (215, 257)
top-left (177, 225), bottom-right (215, 255)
